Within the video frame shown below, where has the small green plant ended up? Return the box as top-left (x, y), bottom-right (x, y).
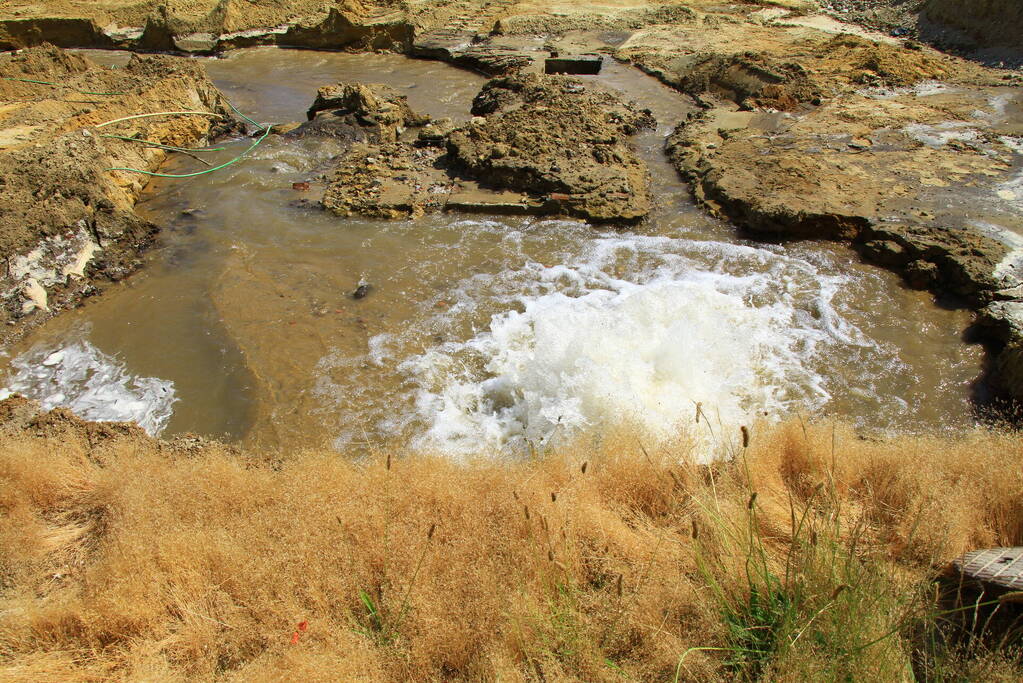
top-left (688, 425), bottom-right (922, 680)
top-left (352, 522), bottom-right (436, 645)
top-left (723, 579), bottom-right (793, 678)
top-left (357, 589), bottom-right (386, 637)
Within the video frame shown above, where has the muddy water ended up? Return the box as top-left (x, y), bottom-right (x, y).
top-left (2, 48), bottom-right (984, 453)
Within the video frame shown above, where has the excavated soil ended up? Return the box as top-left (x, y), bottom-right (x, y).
top-left (0, 45), bottom-right (232, 341)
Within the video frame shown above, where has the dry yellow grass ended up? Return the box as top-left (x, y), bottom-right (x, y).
top-left (1, 396), bottom-right (1022, 681)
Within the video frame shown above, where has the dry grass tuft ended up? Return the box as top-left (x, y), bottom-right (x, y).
top-left (1, 399), bottom-right (1022, 680)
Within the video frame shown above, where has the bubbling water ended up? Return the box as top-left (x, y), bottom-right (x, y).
top-left (0, 337), bottom-right (176, 436)
top-left (379, 228), bottom-right (884, 456)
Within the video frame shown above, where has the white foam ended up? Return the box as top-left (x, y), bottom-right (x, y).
top-left (0, 340), bottom-right (176, 435)
top-left (1001, 136), bottom-right (1023, 155)
top-left (858, 81), bottom-right (950, 100)
top-left (397, 233), bottom-right (875, 457)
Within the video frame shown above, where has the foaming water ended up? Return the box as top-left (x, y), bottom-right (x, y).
top-left (371, 230), bottom-right (876, 454)
top-left (0, 335), bottom-right (176, 435)
top-left (304, 217), bottom-right (976, 455)
top-left (7, 49), bottom-right (985, 454)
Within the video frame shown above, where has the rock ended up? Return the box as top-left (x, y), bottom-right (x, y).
top-left (411, 31), bottom-right (533, 76)
top-left (859, 239), bottom-right (908, 267)
top-left (270, 122), bottom-right (302, 135)
top-left (978, 301), bottom-right (1023, 345)
top-left (301, 82), bottom-right (429, 144)
top-left (445, 73), bottom-right (654, 223)
top-left (417, 119), bottom-right (455, 147)
top-left (903, 260), bottom-right (940, 290)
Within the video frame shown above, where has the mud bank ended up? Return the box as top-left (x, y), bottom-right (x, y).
top-left (0, 1), bottom-right (412, 54)
top-left (0, 45), bottom-right (233, 343)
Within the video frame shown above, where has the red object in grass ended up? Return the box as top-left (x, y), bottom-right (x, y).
top-left (290, 631), bottom-right (300, 645)
top-left (298, 621), bottom-right (308, 632)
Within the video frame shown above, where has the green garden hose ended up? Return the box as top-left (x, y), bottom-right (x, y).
top-left (6, 73), bottom-right (271, 179)
top-left (102, 103), bottom-right (270, 179)
top-left (95, 111), bottom-right (225, 128)
top-left (99, 133), bottom-right (226, 153)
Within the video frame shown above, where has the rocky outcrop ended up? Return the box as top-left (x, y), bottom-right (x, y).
top-left (667, 85), bottom-right (1023, 299)
top-left (302, 82), bottom-right (429, 142)
top-left (319, 74), bottom-right (655, 224)
top-left (305, 82), bottom-right (424, 125)
top-left (446, 74), bottom-right (654, 223)
top-left (411, 30), bottom-right (534, 76)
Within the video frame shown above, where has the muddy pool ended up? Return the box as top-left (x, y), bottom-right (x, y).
top-left (0, 47), bottom-right (986, 455)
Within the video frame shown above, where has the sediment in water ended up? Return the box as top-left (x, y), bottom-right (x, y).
top-left (2, 1), bottom-right (1023, 402)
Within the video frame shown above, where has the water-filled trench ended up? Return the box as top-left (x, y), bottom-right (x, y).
top-left (0, 48), bottom-right (985, 455)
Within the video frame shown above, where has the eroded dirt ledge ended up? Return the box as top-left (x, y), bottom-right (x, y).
top-left (0, 45), bottom-right (234, 343)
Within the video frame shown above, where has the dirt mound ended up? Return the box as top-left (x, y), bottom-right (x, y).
top-left (636, 50), bottom-right (821, 110)
top-left (0, 45), bottom-right (233, 341)
top-left (622, 31), bottom-right (981, 111)
top-left (816, 33), bottom-right (956, 86)
top-left (0, 17), bottom-right (114, 51)
top-left (494, 2), bottom-right (697, 35)
top-left (446, 74), bottom-right (654, 222)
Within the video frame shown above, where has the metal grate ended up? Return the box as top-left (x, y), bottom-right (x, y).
top-left (952, 547), bottom-right (1023, 591)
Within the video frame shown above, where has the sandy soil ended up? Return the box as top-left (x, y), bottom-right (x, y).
top-left (0, 45), bottom-right (232, 341)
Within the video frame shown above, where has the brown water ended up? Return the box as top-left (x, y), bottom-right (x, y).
top-left (2, 48), bottom-right (984, 454)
